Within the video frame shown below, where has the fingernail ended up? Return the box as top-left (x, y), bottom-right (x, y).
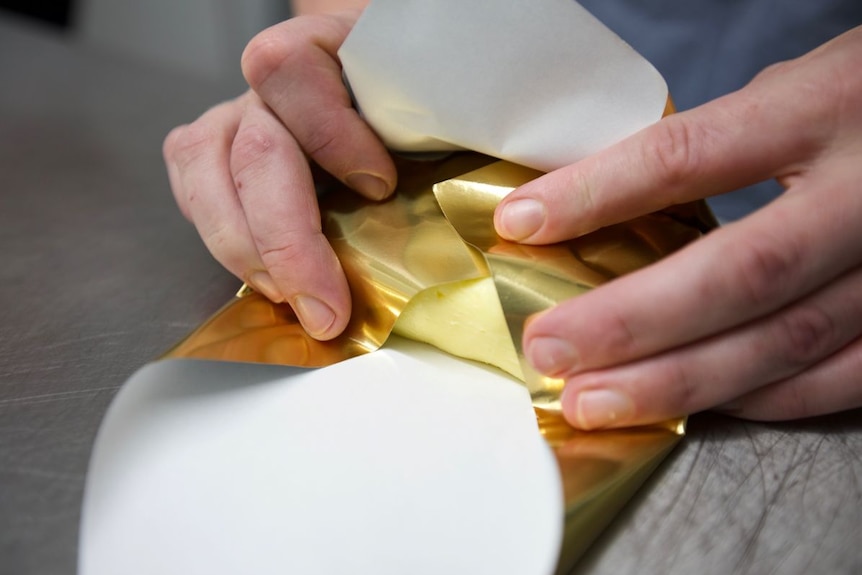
top-left (294, 295), bottom-right (336, 338)
top-left (346, 172), bottom-right (391, 200)
top-left (527, 336), bottom-right (579, 375)
top-left (496, 199), bottom-right (546, 241)
top-left (572, 389), bottom-right (634, 430)
top-left (248, 271), bottom-right (285, 303)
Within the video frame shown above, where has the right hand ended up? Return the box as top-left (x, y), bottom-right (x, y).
top-left (163, 11), bottom-right (394, 340)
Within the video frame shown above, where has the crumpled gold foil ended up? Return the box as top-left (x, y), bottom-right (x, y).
top-left (165, 153), bottom-right (715, 574)
top-left (432, 161), bottom-right (708, 412)
top-left (165, 154), bottom-right (495, 366)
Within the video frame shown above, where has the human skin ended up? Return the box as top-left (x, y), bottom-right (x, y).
top-left (495, 28), bottom-right (862, 428)
top-left (163, 4), bottom-right (862, 428)
top-left (164, 9), bottom-right (388, 340)
top-left (292, 0), bottom-right (368, 15)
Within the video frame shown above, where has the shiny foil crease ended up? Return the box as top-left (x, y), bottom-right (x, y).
top-left (165, 153), bottom-right (716, 574)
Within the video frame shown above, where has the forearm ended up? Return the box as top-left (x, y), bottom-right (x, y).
top-left (292, 0), bottom-right (369, 16)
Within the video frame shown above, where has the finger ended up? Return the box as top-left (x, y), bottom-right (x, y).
top-left (167, 98), bottom-right (270, 285)
top-left (293, 0), bottom-right (369, 15)
top-left (163, 125), bottom-right (191, 221)
top-left (494, 57), bottom-right (830, 243)
top-left (557, 264), bottom-right (862, 429)
top-left (523, 168), bottom-right (862, 379)
top-left (230, 94), bottom-right (351, 340)
top-left (715, 336), bottom-right (862, 421)
top-left (241, 14), bottom-right (397, 200)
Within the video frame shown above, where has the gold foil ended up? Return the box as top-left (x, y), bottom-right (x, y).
top-left (165, 153), bottom-right (715, 574)
top-left (431, 161), bottom-right (706, 574)
top-left (432, 162), bottom-right (706, 411)
top-left (165, 154), bottom-right (496, 366)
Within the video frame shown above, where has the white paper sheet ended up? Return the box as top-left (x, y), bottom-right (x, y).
top-left (339, 0), bottom-right (668, 172)
top-left (80, 337), bottom-right (563, 575)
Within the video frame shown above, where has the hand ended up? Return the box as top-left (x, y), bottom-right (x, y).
top-left (495, 26), bottom-right (862, 428)
top-left (163, 11), bottom-right (393, 340)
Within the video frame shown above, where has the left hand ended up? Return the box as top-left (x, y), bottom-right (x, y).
top-left (494, 26), bottom-right (862, 429)
top-left (164, 11), bottom-right (391, 340)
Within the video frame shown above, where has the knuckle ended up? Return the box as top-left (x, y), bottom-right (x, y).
top-left (202, 223), bottom-right (232, 252)
top-left (256, 230), bottom-right (322, 277)
top-left (732, 234), bottom-right (801, 309)
top-left (777, 381), bottom-right (812, 420)
top-left (599, 306), bottom-right (639, 360)
top-left (754, 60), bottom-right (790, 83)
top-left (201, 224), bottom-right (247, 274)
top-left (162, 125), bottom-right (185, 162)
top-left (774, 304), bottom-right (835, 366)
top-left (260, 242), bottom-right (304, 268)
top-left (568, 168), bottom-right (599, 227)
top-left (171, 119), bottom-right (218, 172)
top-left (241, 29), bottom-right (289, 89)
top-left (169, 187), bottom-right (193, 222)
top-left (163, 128), bottom-right (193, 221)
top-left (230, 125), bottom-right (276, 188)
top-left (300, 112), bottom-right (342, 158)
top-left (241, 23), bottom-right (314, 90)
top-left (663, 360), bottom-right (700, 415)
top-left (746, 378), bottom-right (813, 422)
top-left (648, 116), bottom-right (701, 188)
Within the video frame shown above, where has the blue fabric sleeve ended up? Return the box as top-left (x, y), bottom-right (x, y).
top-left (577, 0), bottom-right (862, 221)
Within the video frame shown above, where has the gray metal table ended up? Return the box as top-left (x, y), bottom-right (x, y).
top-left (1, 14), bottom-right (860, 575)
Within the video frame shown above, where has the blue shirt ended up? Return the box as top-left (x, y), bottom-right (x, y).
top-left (579, 0), bottom-right (862, 220)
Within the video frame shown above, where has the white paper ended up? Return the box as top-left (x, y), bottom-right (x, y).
top-left (339, 0), bottom-right (668, 172)
top-left (80, 337), bottom-right (563, 575)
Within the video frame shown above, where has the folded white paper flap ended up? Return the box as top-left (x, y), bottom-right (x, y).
top-left (339, 0), bottom-right (668, 172)
top-left (80, 338), bottom-right (563, 575)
